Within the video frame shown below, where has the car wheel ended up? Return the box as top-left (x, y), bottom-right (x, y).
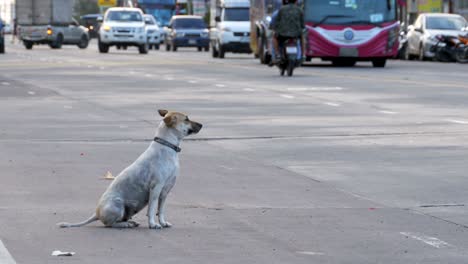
top-left (166, 43), bottom-right (170, 51)
top-left (172, 44), bottom-right (177, 52)
top-left (139, 42), bottom-right (149, 54)
top-left (197, 46), bottom-right (202, 52)
top-left (98, 40), bottom-right (109, 53)
top-left (77, 35), bottom-right (89, 49)
top-left (204, 46), bottom-right (209, 52)
top-left (49, 34), bottom-right (63, 49)
top-left (155, 44), bottom-right (160, 50)
top-left (24, 41), bottom-right (33, 50)
top-left (149, 45), bottom-right (153, 50)
top-left (0, 42), bottom-right (4, 53)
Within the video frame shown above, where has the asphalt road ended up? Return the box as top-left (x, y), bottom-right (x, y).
top-left (1, 38), bottom-right (468, 264)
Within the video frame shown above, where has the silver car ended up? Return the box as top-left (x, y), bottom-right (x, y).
top-left (406, 13), bottom-right (467, 60)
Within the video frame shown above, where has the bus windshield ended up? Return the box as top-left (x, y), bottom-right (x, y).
top-left (304, 0), bottom-right (396, 25)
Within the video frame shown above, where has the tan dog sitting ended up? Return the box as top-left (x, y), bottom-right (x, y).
top-left (58, 110), bottom-right (202, 229)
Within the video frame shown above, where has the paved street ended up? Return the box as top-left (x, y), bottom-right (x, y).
top-left (1, 39), bottom-right (468, 263)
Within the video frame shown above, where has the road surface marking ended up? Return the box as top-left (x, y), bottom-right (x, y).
top-left (64, 105), bottom-right (73, 109)
top-left (243, 88), bottom-right (255, 92)
top-left (1, 82), bottom-right (10, 86)
top-left (400, 232), bottom-right (451, 248)
top-left (99, 67), bottom-right (105, 70)
top-left (287, 87), bottom-right (343, 91)
top-left (164, 76), bottom-right (174, 81)
top-left (215, 84), bottom-right (226, 87)
top-left (446, 119), bottom-right (468, 124)
top-left (0, 240), bottom-right (16, 264)
top-left (27, 91), bottom-right (35, 95)
top-left (188, 80), bottom-right (198, 84)
top-left (379, 110), bottom-right (398, 115)
top-left (145, 74), bottom-right (153, 77)
top-left (296, 251), bottom-right (325, 256)
top-left (280, 94), bottom-right (295, 99)
top-left (324, 102), bottom-right (341, 107)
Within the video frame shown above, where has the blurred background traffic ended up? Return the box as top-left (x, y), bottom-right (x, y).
top-left (0, 0), bottom-right (467, 65)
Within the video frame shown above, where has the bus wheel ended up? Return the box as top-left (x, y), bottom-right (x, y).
top-left (372, 59), bottom-right (386, 68)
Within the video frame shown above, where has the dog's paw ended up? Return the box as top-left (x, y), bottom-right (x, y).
top-left (160, 221), bottom-right (172, 228)
top-left (128, 221), bottom-right (140, 227)
top-left (149, 223), bottom-right (162, 229)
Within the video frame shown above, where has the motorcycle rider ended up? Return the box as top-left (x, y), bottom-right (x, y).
top-left (271, 0), bottom-right (305, 63)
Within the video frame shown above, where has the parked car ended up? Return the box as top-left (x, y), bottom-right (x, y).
top-left (80, 14), bottom-right (101, 38)
top-left (144, 14), bottom-right (161, 50)
top-left (0, 19), bottom-right (5, 53)
top-left (405, 13), bottom-right (468, 60)
top-left (164, 15), bottom-right (209, 52)
top-left (98, 7), bottom-right (148, 54)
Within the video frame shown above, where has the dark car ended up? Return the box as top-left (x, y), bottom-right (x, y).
top-left (164, 15), bottom-right (209, 52)
top-left (80, 14), bottom-right (102, 38)
top-left (0, 19), bottom-right (5, 53)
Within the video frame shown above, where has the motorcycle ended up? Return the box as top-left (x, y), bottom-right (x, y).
top-left (431, 34), bottom-right (468, 63)
top-left (455, 34), bottom-right (468, 63)
top-left (277, 38), bottom-right (301, 77)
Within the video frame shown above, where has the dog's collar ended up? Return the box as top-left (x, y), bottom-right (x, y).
top-left (153, 137), bottom-right (181, 153)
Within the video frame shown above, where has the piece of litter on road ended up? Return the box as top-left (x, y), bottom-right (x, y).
top-left (103, 171), bottom-right (115, 180)
top-left (52, 250), bottom-right (75, 257)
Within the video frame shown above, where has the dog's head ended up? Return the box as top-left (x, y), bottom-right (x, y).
top-left (158, 109), bottom-right (203, 137)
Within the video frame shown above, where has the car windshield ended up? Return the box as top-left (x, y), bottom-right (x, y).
top-left (106, 11), bottom-right (143, 22)
top-left (223, 8), bottom-right (249, 22)
top-left (144, 16), bottom-right (156, 25)
top-left (426, 16), bottom-right (466, 30)
top-left (304, 0), bottom-right (396, 25)
top-left (173, 18), bottom-right (206, 29)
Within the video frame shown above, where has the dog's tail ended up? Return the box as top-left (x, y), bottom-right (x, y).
top-left (57, 214), bottom-right (98, 228)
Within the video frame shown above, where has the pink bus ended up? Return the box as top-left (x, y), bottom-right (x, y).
top-left (304, 0), bottom-right (403, 67)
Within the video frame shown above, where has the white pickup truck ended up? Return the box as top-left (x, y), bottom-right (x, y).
top-left (97, 7), bottom-right (149, 54)
top-left (16, 0), bottom-right (89, 50)
top-left (210, 0), bottom-right (251, 58)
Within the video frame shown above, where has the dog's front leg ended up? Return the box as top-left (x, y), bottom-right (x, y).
top-left (158, 190), bottom-right (172, 228)
top-left (147, 184), bottom-right (164, 229)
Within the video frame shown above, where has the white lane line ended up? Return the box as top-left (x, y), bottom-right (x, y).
top-left (280, 94), bottom-right (295, 99)
top-left (379, 110), bottom-right (398, 115)
top-left (243, 88), bottom-right (255, 92)
top-left (0, 240), bottom-right (17, 264)
top-left (164, 76), bottom-right (174, 81)
top-left (1, 82), bottom-right (10, 86)
top-left (287, 87), bottom-right (343, 91)
top-left (145, 74), bottom-right (153, 77)
top-left (188, 80), bottom-right (198, 84)
top-left (27, 91), bottom-right (36, 95)
top-left (64, 105), bottom-right (73, 109)
top-left (324, 102), bottom-right (341, 107)
top-left (296, 251), bottom-right (325, 256)
top-left (215, 84), bottom-right (226, 87)
top-left (400, 232), bottom-right (451, 249)
top-left (446, 119), bottom-right (468, 124)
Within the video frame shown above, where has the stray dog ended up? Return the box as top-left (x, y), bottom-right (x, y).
top-left (58, 110), bottom-right (202, 229)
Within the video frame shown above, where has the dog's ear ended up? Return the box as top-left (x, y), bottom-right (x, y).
top-left (163, 115), bottom-right (177, 127)
top-left (158, 109), bottom-right (168, 117)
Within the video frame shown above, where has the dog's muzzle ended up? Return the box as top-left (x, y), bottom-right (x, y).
top-left (189, 122), bottom-right (203, 135)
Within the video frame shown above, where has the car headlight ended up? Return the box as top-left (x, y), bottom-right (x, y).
top-left (103, 25), bottom-right (111, 32)
top-left (176, 32), bottom-right (185, 37)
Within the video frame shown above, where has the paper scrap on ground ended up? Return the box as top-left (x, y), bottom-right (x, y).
top-left (52, 250), bottom-right (75, 257)
top-left (103, 171), bottom-right (115, 180)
